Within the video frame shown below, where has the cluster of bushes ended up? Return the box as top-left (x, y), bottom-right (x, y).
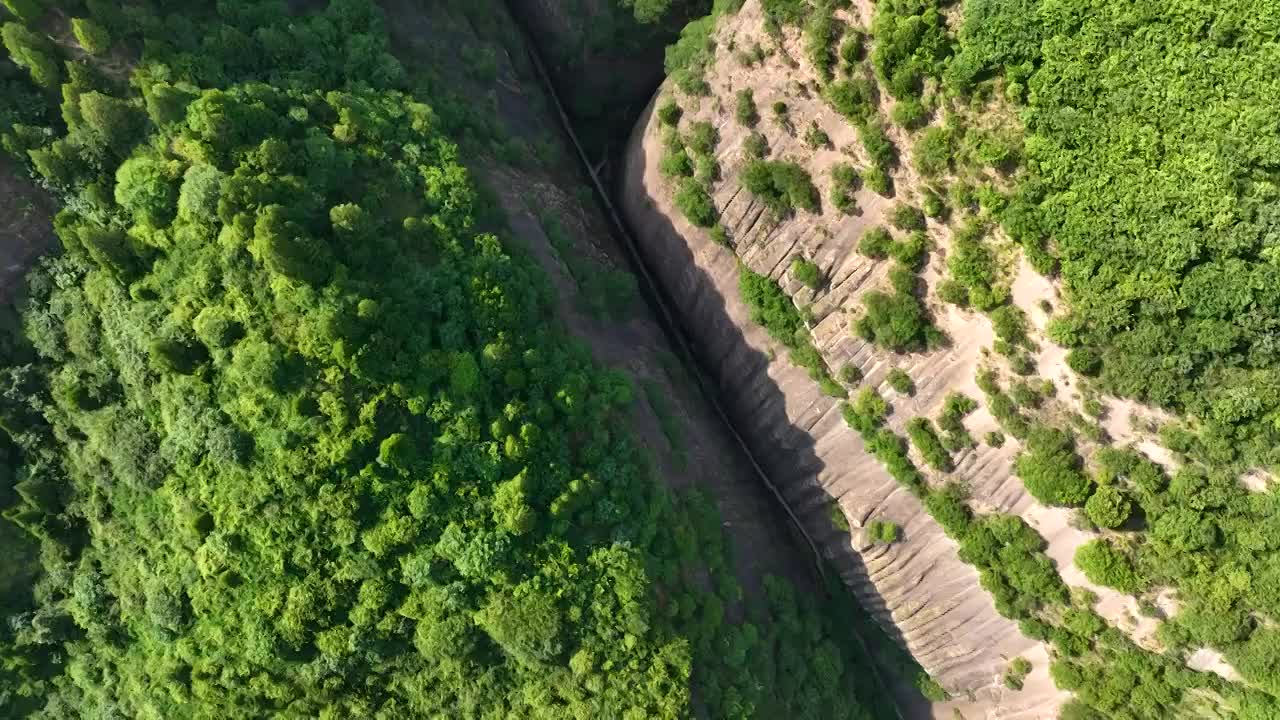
top-left (790, 256), bottom-right (823, 290)
top-left (842, 387), bottom-right (1068, 623)
top-left (1003, 657), bottom-right (1032, 690)
top-left (842, 388), bottom-right (925, 497)
top-left (803, 120), bottom-right (831, 149)
top-left (739, 266), bottom-right (843, 396)
top-left (975, 367), bottom-right (1031, 440)
top-left (936, 392), bottom-right (977, 450)
top-left (826, 75), bottom-right (877, 124)
top-left (852, 227), bottom-right (940, 353)
top-left (906, 417), bottom-right (950, 471)
top-left (957, 0), bottom-right (1280, 479)
top-left (936, 220), bottom-right (1007, 310)
top-left (741, 159), bottom-right (819, 216)
top-left (869, 0), bottom-right (951, 99)
top-left (659, 104), bottom-right (724, 229)
top-left (858, 226), bottom-right (926, 268)
top-left (803, 3), bottom-right (841, 82)
top-left (1014, 425), bottom-right (1093, 506)
top-left (853, 288), bottom-right (942, 353)
top-left (829, 163), bottom-right (859, 214)
top-left (821, 70), bottom-right (894, 198)
top-left (960, 513), bottom-right (1069, 618)
top-left (866, 519), bottom-right (900, 543)
top-left (885, 367), bottom-right (914, 395)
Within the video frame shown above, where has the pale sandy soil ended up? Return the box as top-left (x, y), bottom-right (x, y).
top-left (1187, 647), bottom-right (1244, 683)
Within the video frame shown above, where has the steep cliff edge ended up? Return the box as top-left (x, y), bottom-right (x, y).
top-left (618, 0), bottom-right (1069, 714)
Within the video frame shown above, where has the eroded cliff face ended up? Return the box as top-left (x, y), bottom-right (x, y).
top-left (618, 1), bottom-right (1075, 714)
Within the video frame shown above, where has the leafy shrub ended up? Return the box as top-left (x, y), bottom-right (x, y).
top-left (840, 30), bottom-right (865, 65)
top-left (675, 178), bottom-right (716, 227)
top-left (1008, 381), bottom-right (1042, 408)
top-left (1014, 425), bottom-right (1092, 506)
top-left (803, 121), bottom-right (831, 149)
top-left (1004, 657), bottom-right (1032, 690)
top-left (853, 385), bottom-right (890, 424)
top-left (3, 21), bottom-right (61, 88)
top-left (858, 120), bottom-right (895, 168)
top-left (867, 519), bottom-right (900, 543)
top-left (854, 290), bottom-right (943, 353)
top-left (1066, 348), bottom-right (1101, 376)
top-left (921, 187), bottom-right (946, 218)
top-left (890, 97), bottom-right (927, 129)
top-left (740, 266), bottom-right (839, 388)
top-left (907, 418), bottom-right (951, 471)
top-left (687, 121), bottom-right (717, 155)
top-left (742, 160), bottom-right (819, 215)
top-left (888, 263), bottom-right (917, 295)
top-left (734, 88), bottom-right (758, 126)
top-left (829, 502), bottom-right (851, 531)
top-left (858, 226), bottom-right (893, 259)
top-left (925, 484), bottom-right (973, 538)
top-left (1084, 485), bottom-right (1131, 529)
top-left (1074, 539), bottom-right (1143, 593)
top-left (840, 363), bottom-right (863, 384)
top-left (665, 14), bottom-right (716, 94)
top-left (825, 77), bottom-right (875, 122)
top-left (804, 6), bottom-right (841, 82)
top-left (71, 17), bottom-right (111, 55)
top-left (870, 0), bottom-right (951, 99)
top-left (660, 145), bottom-right (694, 178)
top-left (2, 0), bottom-right (41, 22)
top-left (985, 431), bottom-right (1005, 447)
top-left (886, 368), bottom-right (914, 394)
top-left (890, 231), bottom-right (926, 268)
top-left (694, 154), bottom-right (720, 185)
top-left (863, 165), bottom-right (891, 195)
top-left (913, 126), bottom-right (953, 177)
top-left (743, 131), bottom-right (768, 159)
top-left (791, 256), bottom-right (823, 289)
top-left (890, 203), bottom-right (926, 231)
top-left (946, 221), bottom-right (1007, 311)
top-left (936, 392), bottom-right (976, 449)
top-left (656, 98), bottom-right (682, 126)
top-left (990, 304), bottom-right (1029, 346)
top-left (830, 163), bottom-right (859, 214)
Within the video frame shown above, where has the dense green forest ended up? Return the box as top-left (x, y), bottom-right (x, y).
top-left (0, 1), bottom-right (910, 717)
top-left (956, 0), bottom-right (1280, 469)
